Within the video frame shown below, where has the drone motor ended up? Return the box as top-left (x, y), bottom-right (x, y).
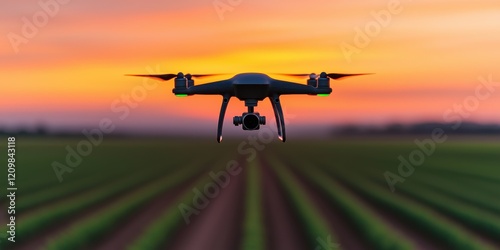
top-left (174, 72), bottom-right (187, 90)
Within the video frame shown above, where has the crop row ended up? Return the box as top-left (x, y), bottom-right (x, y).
top-left (322, 154), bottom-right (500, 242)
top-left (10, 139), bottom-right (198, 195)
top-left (309, 145), bottom-right (500, 208)
top-left (46, 159), bottom-right (208, 249)
top-left (312, 159), bottom-right (493, 249)
top-left (379, 173), bottom-right (500, 241)
top-left (17, 157), bottom-right (183, 213)
top-left (421, 157), bottom-right (500, 183)
top-left (286, 157), bottom-right (414, 250)
top-left (426, 169), bottom-right (500, 199)
top-left (5, 158), bottom-right (202, 245)
top-left (240, 160), bottom-right (266, 250)
top-left (128, 159), bottom-right (234, 249)
top-left (411, 171), bottom-right (500, 215)
top-left (268, 155), bottom-right (338, 248)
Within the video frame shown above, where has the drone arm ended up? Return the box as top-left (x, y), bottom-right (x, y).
top-left (270, 95), bottom-right (286, 142)
top-left (271, 80), bottom-right (331, 95)
top-left (216, 95), bottom-right (231, 143)
top-left (173, 80), bottom-right (233, 96)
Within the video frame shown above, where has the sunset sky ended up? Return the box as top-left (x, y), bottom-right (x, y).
top-left (1, 0), bottom-right (499, 135)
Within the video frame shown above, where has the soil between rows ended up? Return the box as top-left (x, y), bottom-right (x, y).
top-left (166, 162), bottom-right (247, 250)
top-left (12, 169), bottom-right (198, 250)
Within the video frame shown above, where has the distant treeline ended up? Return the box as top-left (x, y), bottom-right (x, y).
top-left (0, 126), bottom-right (49, 137)
top-left (0, 126), bottom-right (127, 137)
top-left (2, 122), bottom-right (500, 137)
top-left (333, 122), bottom-right (500, 135)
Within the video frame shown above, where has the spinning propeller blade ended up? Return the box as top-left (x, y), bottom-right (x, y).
top-left (275, 72), bottom-right (372, 80)
top-left (277, 73), bottom-right (311, 77)
top-left (126, 74), bottom-right (178, 81)
top-left (189, 74), bottom-right (222, 78)
top-left (126, 73), bottom-right (222, 81)
top-left (326, 73), bottom-right (372, 80)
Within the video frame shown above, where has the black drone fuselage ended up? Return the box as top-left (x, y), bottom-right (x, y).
top-left (171, 73), bottom-right (332, 142)
top-left (173, 73), bottom-right (332, 97)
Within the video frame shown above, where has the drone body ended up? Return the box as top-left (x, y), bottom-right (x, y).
top-left (128, 72), bottom-right (369, 142)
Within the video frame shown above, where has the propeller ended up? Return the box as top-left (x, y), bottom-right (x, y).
top-left (126, 73), bottom-right (221, 81)
top-left (276, 72), bottom-right (372, 80)
top-left (186, 74), bottom-right (221, 78)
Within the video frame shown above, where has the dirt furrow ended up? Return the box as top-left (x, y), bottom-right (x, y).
top-left (13, 169), bottom-right (189, 250)
top-left (90, 174), bottom-right (202, 250)
top-left (260, 158), bottom-right (310, 250)
top-left (13, 189), bottom-right (132, 250)
top-left (281, 161), bottom-right (370, 250)
top-left (167, 162), bottom-right (246, 250)
top-left (335, 175), bottom-right (451, 249)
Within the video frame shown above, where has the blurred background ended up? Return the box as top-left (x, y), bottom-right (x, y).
top-left (1, 0), bottom-right (500, 249)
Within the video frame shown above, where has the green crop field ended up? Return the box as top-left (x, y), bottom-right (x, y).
top-left (1, 136), bottom-right (499, 249)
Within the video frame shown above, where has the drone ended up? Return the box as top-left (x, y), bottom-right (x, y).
top-left (128, 72), bottom-right (370, 142)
